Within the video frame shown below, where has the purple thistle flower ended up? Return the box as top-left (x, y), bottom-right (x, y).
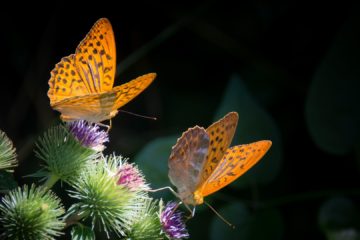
top-left (67, 120), bottom-right (109, 151)
top-left (161, 202), bottom-right (189, 240)
top-left (116, 163), bottom-right (148, 191)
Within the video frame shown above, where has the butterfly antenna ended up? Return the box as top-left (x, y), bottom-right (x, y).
top-left (204, 201), bottom-right (235, 229)
top-left (119, 109), bottom-right (157, 120)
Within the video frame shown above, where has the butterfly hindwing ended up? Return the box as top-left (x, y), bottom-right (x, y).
top-left (75, 18), bottom-right (116, 93)
top-left (112, 73), bottom-right (156, 111)
top-left (200, 140), bottom-right (272, 197)
top-left (52, 92), bottom-right (116, 122)
top-left (169, 126), bottom-right (210, 196)
top-left (48, 55), bottom-right (90, 105)
top-left (198, 112), bottom-right (239, 186)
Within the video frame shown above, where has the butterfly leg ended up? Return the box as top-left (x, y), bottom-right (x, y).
top-left (169, 201), bottom-right (194, 222)
top-left (95, 121), bottom-right (111, 132)
top-left (183, 206), bottom-right (196, 222)
top-left (169, 201), bottom-right (181, 216)
top-left (108, 119), bottom-right (112, 132)
top-left (147, 186), bottom-right (180, 198)
top-left (104, 119), bottom-right (112, 132)
top-left (147, 187), bottom-right (194, 216)
top-left (191, 206), bottom-right (196, 217)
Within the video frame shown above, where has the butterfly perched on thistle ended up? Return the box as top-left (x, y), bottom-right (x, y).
top-left (168, 112), bottom-right (271, 209)
top-left (48, 18), bottom-right (156, 126)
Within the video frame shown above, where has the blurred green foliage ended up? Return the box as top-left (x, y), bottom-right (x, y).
top-left (210, 202), bottom-right (283, 240)
top-left (319, 197), bottom-right (360, 240)
top-left (306, 13), bottom-right (360, 156)
top-left (213, 74), bottom-right (282, 188)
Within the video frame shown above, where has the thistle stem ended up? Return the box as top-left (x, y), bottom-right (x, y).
top-left (43, 174), bottom-right (59, 190)
top-left (64, 212), bottom-right (86, 229)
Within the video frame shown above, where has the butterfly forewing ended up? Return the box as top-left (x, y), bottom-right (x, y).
top-left (112, 73), bottom-right (156, 110)
top-left (48, 55), bottom-right (90, 105)
top-left (201, 140), bottom-right (272, 197)
top-left (198, 112), bottom-right (239, 186)
top-left (75, 18), bottom-right (116, 93)
top-left (169, 127), bottom-right (210, 196)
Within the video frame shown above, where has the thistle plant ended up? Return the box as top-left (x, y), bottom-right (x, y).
top-left (67, 120), bottom-right (109, 152)
top-left (34, 124), bottom-right (101, 186)
top-left (0, 17), bottom-right (193, 239)
top-left (125, 199), bottom-right (163, 239)
top-left (0, 121), bottom-right (190, 239)
top-left (116, 161), bottom-right (150, 191)
top-left (160, 201), bottom-right (189, 240)
top-left (0, 130), bottom-right (17, 171)
top-left (0, 184), bottom-right (65, 239)
top-left (66, 154), bottom-right (149, 237)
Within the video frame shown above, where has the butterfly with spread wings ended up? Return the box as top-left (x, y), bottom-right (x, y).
top-left (48, 18), bottom-right (156, 126)
top-left (168, 112), bottom-right (272, 208)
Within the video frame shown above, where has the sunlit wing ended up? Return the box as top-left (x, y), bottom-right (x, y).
top-left (168, 127), bottom-right (210, 196)
top-left (75, 18), bottom-right (116, 93)
top-left (48, 55), bottom-right (90, 105)
top-left (112, 73), bottom-right (156, 110)
top-left (200, 140), bottom-right (272, 197)
top-left (198, 112), bottom-right (238, 186)
top-left (48, 18), bottom-right (156, 123)
top-left (52, 92), bottom-right (117, 122)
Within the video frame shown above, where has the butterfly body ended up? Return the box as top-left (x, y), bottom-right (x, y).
top-left (168, 112), bottom-right (272, 206)
top-left (48, 18), bottom-right (156, 123)
top-left (179, 189), bottom-right (205, 206)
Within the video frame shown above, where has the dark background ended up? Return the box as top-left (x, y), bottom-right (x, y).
top-left (0, 1), bottom-right (359, 239)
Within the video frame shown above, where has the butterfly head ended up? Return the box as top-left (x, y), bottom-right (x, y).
top-left (181, 190), bottom-right (204, 206)
top-left (109, 110), bottom-right (118, 118)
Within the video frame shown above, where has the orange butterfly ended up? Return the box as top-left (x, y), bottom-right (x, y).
top-left (168, 112), bottom-right (272, 206)
top-left (48, 18), bottom-right (156, 125)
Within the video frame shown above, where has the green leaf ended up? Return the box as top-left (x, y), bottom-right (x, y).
top-left (214, 74), bottom-right (282, 188)
top-left (0, 171), bottom-right (17, 192)
top-left (318, 197), bottom-right (360, 232)
top-left (324, 229), bottom-right (360, 240)
top-left (23, 169), bottom-right (49, 180)
top-left (134, 135), bottom-right (178, 199)
top-left (306, 13), bottom-right (360, 155)
top-left (210, 202), bottom-right (283, 240)
top-left (71, 225), bottom-right (95, 240)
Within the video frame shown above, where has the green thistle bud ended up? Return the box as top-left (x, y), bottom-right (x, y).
top-left (0, 184), bottom-right (65, 239)
top-left (0, 130), bottom-right (17, 171)
top-left (71, 225), bottom-right (95, 240)
top-left (125, 199), bottom-right (163, 240)
top-left (34, 125), bottom-right (100, 183)
top-left (66, 154), bottom-right (148, 238)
